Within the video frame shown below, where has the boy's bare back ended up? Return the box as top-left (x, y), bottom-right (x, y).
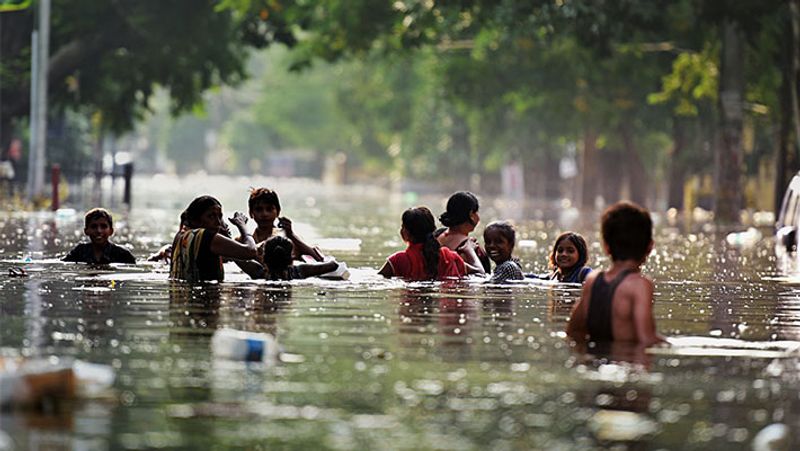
top-left (566, 201), bottom-right (663, 347)
top-left (568, 267), bottom-right (659, 345)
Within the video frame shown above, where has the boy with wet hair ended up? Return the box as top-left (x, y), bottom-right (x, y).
top-left (566, 202), bottom-right (664, 346)
top-left (248, 187), bottom-right (323, 261)
top-left (63, 208), bottom-right (136, 264)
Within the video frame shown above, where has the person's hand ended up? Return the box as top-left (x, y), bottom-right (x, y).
top-left (457, 237), bottom-right (478, 252)
top-left (147, 244), bottom-right (172, 262)
top-left (229, 211), bottom-right (248, 231)
top-left (218, 222), bottom-right (232, 238)
top-left (277, 217), bottom-right (293, 236)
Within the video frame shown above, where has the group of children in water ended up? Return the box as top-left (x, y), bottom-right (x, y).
top-left (63, 189), bottom-right (663, 347)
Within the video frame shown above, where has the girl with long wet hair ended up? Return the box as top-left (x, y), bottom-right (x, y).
top-left (379, 206), bottom-right (466, 281)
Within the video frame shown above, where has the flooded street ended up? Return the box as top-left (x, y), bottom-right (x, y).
top-left (1, 175), bottom-right (798, 450)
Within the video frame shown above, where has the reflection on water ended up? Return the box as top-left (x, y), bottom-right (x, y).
top-left (0, 176), bottom-right (798, 449)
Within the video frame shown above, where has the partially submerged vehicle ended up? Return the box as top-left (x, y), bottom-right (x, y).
top-left (776, 171), bottom-right (800, 256)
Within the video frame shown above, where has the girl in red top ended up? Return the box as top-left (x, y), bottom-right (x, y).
top-left (379, 206), bottom-right (467, 281)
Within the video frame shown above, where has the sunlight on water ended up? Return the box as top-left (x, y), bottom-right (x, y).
top-left (0, 176), bottom-right (798, 449)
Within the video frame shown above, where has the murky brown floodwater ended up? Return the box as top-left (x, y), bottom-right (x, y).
top-left (1, 175), bottom-right (798, 450)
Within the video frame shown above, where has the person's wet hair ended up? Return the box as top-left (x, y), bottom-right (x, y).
top-left (262, 235), bottom-right (293, 279)
top-left (484, 221), bottom-right (516, 247)
top-left (403, 206), bottom-right (441, 279)
top-left (601, 202), bottom-right (652, 262)
top-left (439, 191), bottom-right (479, 227)
top-left (182, 195), bottom-right (221, 229)
top-left (549, 232), bottom-right (588, 270)
top-left (85, 208), bottom-right (113, 228)
top-left (248, 187), bottom-right (281, 212)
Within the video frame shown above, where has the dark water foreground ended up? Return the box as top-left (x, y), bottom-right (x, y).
top-left (1, 177), bottom-right (799, 450)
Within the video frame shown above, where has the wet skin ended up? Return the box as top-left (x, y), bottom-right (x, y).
top-left (85, 218), bottom-right (113, 248)
top-left (250, 202), bottom-right (279, 231)
top-left (484, 228), bottom-right (513, 265)
top-left (198, 205), bottom-right (224, 231)
top-left (555, 240), bottom-right (579, 271)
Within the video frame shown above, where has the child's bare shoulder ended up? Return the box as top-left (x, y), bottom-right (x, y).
top-left (620, 272), bottom-right (653, 298)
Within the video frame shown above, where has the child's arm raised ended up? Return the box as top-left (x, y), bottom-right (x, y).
top-left (631, 277), bottom-right (665, 346)
top-left (279, 217), bottom-right (324, 261)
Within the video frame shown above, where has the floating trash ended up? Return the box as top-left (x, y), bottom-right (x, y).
top-left (0, 355), bottom-right (115, 408)
top-left (752, 423), bottom-right (790, 451)
top-left (588, 409), bottom-right (659, 442)
top-left (211, 329), bottom-right (279, 363)
top-left (725, 227), bottom-right (762, 248)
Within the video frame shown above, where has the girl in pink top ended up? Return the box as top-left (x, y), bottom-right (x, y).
top-left (379, 206), bottom-right (467, 281)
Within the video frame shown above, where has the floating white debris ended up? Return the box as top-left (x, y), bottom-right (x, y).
top-left (211, 328), bottom-right (279, 364)
top-left (752, 423), bottom-right (789, 451)
top-left (589, 409), bottom-right (659, 442)
top-left (0, 356), bottom-right (115, 407)
top-left (725, 227), bottom-right (762, 248)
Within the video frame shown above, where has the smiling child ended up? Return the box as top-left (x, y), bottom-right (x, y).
top-left (484, 221), bottom-right (524, 284)
top-left (248, 187), bottom-right (323, 261)
top-left (547, 232), bottom-right (592, 283)
top-left (63, 208), bottom-right (136, 264)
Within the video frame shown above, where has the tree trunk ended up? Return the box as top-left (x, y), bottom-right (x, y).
top-left (668, 118), bottom-right (686, 211)
top-left (599, 147), bottom-right (623, 204)
top-left (543, 151), bottom-right (561, 200)
top-left (715, 19), bottom-right (745, 224)
top-left (579, 127), bottom-right (598, 210)
top-left (620, 122), bottom-right (648, 207)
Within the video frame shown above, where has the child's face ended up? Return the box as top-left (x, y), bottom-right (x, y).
top-left (484, 229), bottom-right (513, 264)
top-left (198, 205), bottom-right (224, 231)
top-left (555, 239), bottom-right (580, 270)
top-left (250, 202), bottom-right (279, 228)
top-left (85, 218), bottom-right (113, 246)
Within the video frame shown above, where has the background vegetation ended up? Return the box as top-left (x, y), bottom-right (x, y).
top-left (2, 0), bottom-right (798, 223)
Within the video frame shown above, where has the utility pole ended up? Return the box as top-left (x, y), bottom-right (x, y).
top-left (26, 0), bottom-right (50, 202)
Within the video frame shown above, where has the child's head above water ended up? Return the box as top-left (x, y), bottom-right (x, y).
top-left (85, 208), bottom-right (113, 229)
top-left (401, 206), bottom-right (442, 279)
top-left (248, 188), bottom-right (281, 228)
top-left (84, 208), bottom-right (114, 246)
top-left (483, 221), bottom-right (516, 265)
top-left (182, 195), bottom-right (222, 230)
top-left (601, 201), bottom-right (653, 263)
top-left (440, 191), bottom-right (480, 228)
top-left (248, 187), bottom-right (281, 211)
top-left (262, 235), bottom-right (293, 279)
top-left (550, 232), bottom-right (588, 272)
top-left (401, 206), bottom-right (437, 243)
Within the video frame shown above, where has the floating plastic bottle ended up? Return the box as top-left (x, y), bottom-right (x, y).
top-left (0, 356), bottom-right (115, 408)
top-left (211, 329), bottom-right (279, 363)
top-left (725, 227), bottom-right (762, 248)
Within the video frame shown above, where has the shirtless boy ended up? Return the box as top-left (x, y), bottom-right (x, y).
top-left (566, 202), bottom-right (664, 346)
